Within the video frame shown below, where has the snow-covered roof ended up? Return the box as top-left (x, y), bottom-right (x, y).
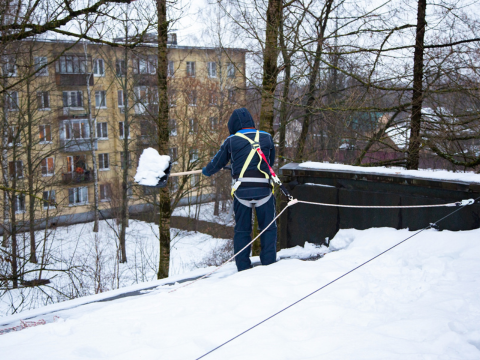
top-left (1, 227), bottom-right (479, 359)
top-left (297, 162), bottom-right (480, 184)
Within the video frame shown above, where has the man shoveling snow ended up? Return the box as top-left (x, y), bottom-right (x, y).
top-left (202, 108), bottom-right (277, 272)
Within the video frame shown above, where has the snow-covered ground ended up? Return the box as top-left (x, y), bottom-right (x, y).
top-left (2, 227), bottom-right (479, 359)
top-left (172, 201), bottom-right (235, 227)
top-left (300, 161), bottom-right (480, 183)
top-left (0, 220), bottom-right (232, 316)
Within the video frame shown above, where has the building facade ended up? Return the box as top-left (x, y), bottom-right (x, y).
top-left (0, 37), bottom-right (246, 229)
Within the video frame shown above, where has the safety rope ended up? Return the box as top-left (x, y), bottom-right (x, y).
top-left (194, 196), bottom-right (479, 359)
top-left (168, 197), bottom-right (473, 294)
top-left (296, 198), bottom-right (474, 208)
top-left (168, 199), bottom-right (297, 294)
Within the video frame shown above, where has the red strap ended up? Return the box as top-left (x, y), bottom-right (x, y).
top-left (256, 148), bottom-right (277, 178)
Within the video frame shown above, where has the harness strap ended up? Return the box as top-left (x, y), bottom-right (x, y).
top-left (234, 177), bottom-right (270, 183)
top-left (234, 192), bottom-right (272, 209)
top-left (231, 130), bottom-right (293, 201)
top-left (231, 130), bottom-right (271, 197)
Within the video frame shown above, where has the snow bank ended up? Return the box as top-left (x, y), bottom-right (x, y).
top-left (2, 227), bottom-right (480, 359)
top-left (134, 148), bottom-right (170, 186)
top-left (299, 161), bottom-right (480, 183)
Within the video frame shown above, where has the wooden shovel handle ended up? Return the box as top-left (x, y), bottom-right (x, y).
top-left (169, 169), bottom-right (203, 177)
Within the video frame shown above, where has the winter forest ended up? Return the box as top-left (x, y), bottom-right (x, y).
top-left (0, 0), bottom-right (480, 357)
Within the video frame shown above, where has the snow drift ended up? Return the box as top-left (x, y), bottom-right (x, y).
top-left (1, 227), bottom-right (480, 359)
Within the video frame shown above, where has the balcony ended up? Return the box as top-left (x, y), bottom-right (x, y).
top-left (62, 171), bottom-right (93, 185)
top-left (55, 73), bottom-right (94, 87)
top-left (60, 138), bottom-right (98, 152)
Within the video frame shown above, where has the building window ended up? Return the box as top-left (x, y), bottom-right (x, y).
top-left (95, 91), bottom-right (107, 108)
top-left (39, 124), bottom-right (52, 143)
top-left (189, 118), bottom-right (198, 133)
top-left (7, 91), bottom-right (18, 111)
top-left (116, 59), bottom-right (126, 76)
top-left (227, 62), bottom-right (235, 78)
top-left (43, 190), bottom-right (55, 209)
top-left (67, 155), bottom-right (86, 173)
top-left (208, 62), bottom-right (217, 78)
top-left (63, 120), bottom-right (89, 140)
top-left (9, 161), bottom-right (23, 178)
top-left (189, 148), bottom-right (198, 162)
top-left (186, 61), bottom-right (196, 77)
top-left (34, 57), bottom-right (48, 76)
top-left (98, 153), bottom-right (109, 170)
top-left (228, 89), bottom-right (236, 104)
top-left (8, 126), bottom-right (20, 146)
top-left (56, 55), bottom-right (87, 74)
top-left (118, 90), bottom-right (125, 110)
top-left (119, 121), bottom-right (130, 139)
top-left (188, 90), bottom-right (197, 106)
top-left (169, 147), bottom-right (178, 162)
top-left (120, 151), bottom-right (132, 169)
top-left (168, 61), bottom-right (174, 77)
top-left (62, 91), bottom-right (83, 108)
top-left (14, 195), bottom-right (25, 213)
top-left (169, 90), bottom-right (176, 107)
top-left (127, 182), bottom-right (133, 198)
top-left (169, 119), bottom-right (177, 136)
top-left (68, 187), bottom-right (88, 205)
top-left (3, 57), bottom-right (17, 77)
top-left (134, 86), bottom-right (158, 114)
top-left (100, 184), bottom-right (111, 201)
top-left (36, 91), bottom-right (50, 110)
top-left (210, 117), bottom-right (218, 131)
top-left (93, 59), bottom-right (105, 76)
top-left (41, 157), bottom-right (54, 176)
top-left (209, 92), bottom-right (217, 106)
top-left (133, 56), bottom-right (156, 74)
top-left (190, 174), bottom-right (200, 187)
top-left (96, 122), bottom-right (108, 139)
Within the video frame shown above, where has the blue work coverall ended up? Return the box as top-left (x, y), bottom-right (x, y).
top-left (202, 108), bottom-right (277, 271)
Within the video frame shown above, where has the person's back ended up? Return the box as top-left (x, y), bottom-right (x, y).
top-left (202, 108), bottom-right (277, 271)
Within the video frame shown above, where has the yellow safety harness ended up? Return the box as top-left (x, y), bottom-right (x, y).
top-left (231, 130), bottom-right (273, 198)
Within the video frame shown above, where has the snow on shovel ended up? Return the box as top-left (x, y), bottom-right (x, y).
top-left (134, 148), bottom-right (202, 188)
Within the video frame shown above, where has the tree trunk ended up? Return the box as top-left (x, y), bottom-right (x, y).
top-left (277, 15), bottom-right (291, 168)
top-left (259, 0), bottom-right (282, 135)
top-left (119, 39), bottom-right (130, 264)
top-left (84, 41), bottom-right (100, 232)
top-left (406, 0), bottom-right (427, 170)
top-left (1, 81), bottom-right (9, 248)
top-left (26, 59), bottom-right (37, 263)
top-left (294, 0), bottom-right (334, 162)
top-left (156, 0), bottom-right (172, 279)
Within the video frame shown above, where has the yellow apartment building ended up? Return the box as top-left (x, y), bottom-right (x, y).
top-left (1, 35), bottom-right (246, 229)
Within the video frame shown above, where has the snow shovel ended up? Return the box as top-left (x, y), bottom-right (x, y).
top-left (153, 162), bottom-right (203, 188)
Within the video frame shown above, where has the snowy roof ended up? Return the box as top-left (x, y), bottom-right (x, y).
top-left (1, 227), bottom-right (479, 358)
top-left (284, 162), bottom-right (480, 185)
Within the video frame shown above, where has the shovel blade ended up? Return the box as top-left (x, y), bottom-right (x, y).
top-left (154, 161), bottom-right (172, 188)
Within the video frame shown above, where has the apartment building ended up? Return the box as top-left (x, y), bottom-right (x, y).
top-left (1, 36), bottom-right (246, 227)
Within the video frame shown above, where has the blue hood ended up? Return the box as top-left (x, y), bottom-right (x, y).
top-left (228, 108), bottom-right (255, 135)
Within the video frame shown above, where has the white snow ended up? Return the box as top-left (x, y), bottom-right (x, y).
top-left (304, 182), bottom-right (335, 188)
top-left (2, 227), bottom-right (479, 359)
top-left (172, 201), bottom-right (235, 227)
top-left (299, 161), bottom-right (480, 183)
top-left (134, 148), bottom-right (170, 186)
top-left (0, 220), bottom-right (232, 317)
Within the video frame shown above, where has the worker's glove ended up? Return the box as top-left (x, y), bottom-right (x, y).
top-left (202, 167), bottom-right (210, 177)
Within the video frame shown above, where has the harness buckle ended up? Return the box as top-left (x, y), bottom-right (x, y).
top-left (251, 141), bottom-right (260, 150)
